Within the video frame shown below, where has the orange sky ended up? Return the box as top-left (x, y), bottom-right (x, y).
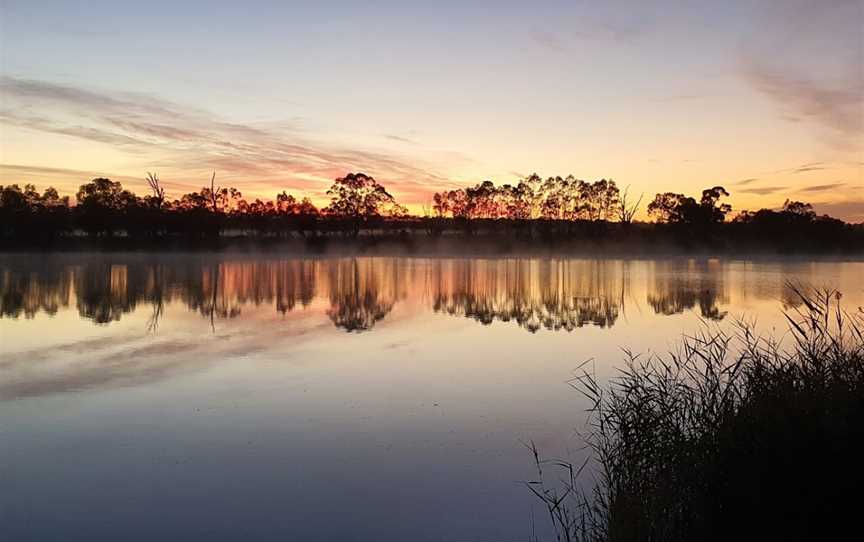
top-left (1, 1), bottom-right (862, 220)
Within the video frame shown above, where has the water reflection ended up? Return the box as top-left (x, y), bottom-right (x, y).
top-left (0, 256), bottom-right (831, 333)
top-left (1, 264), bottom-right (72, 318)
top-left (429, 259), bottom-right (623, 332)
top-left (2, 255), bottom-right (861, 542)
top-left (646, 260), bottom-right (728, 320)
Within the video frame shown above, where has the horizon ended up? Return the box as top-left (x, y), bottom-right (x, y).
top-left (1, 0), bottom-right (862, 221)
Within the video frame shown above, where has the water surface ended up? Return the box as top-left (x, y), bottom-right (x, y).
top-left (2, 254), bottom-right (862, 541)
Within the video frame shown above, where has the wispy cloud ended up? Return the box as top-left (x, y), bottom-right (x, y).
top-left (792, 163), bottom-right (828, 174)
top-left (530, 30), bottom-right (567, 52)
top-left (742, 62), bottom-right (864, 146)
top-left (740, 186), bottom-right (788, 196)
top-left (735, 178), bottom-right (759, 186)
top-left (0, 163), bottom-right (208, 195)
top-left (382, 134), bottom-right (419, 145)
top-left (773, 162), bottom-right (830, 175)
top-left (0, 310), bottom-right (324, 401)
top-left (0, 76), bottom-right (450, 202)
top-left (798, 182), bottom-right (847, 192)
top-left (739, 0), bottom-right (864, 150)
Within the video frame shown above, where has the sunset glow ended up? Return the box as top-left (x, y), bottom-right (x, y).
top-left (1, 0), bottom-right (862, 220)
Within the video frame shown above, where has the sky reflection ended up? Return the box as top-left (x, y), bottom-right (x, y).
top-left (1, 255), bottom-right (863, 541)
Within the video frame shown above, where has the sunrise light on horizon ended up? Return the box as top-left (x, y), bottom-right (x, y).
top-left (1, 0), bottom-right (862, 220)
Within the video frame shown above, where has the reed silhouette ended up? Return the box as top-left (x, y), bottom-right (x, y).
top-left (1, 172), bottom-right (860, 252)
top-left (526, 285), bottom-right (864, 542)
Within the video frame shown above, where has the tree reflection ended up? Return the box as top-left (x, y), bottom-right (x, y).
top-left (326, 258), bottom-right (399, 332)
top-left (0, 265), bottom-right (72, 318)
top-left (0, 256), bottom-right (738, 331)
top-left (429, 259), bottom-right (623, 332)
top-left (0, 257), bottom-right (397, 331)
top-left (646, 261), bottom-right (728, 320)
top-left (75, 264), bottom-right (152, 323)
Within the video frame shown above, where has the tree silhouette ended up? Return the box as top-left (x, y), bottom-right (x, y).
top-left (647, 186), bottom-right (731, 231)
top-left (76, 178), bottom-right (137, 210)
top-left (618, 186), bottom-right (643, 225)
top-left (76, 178), bottom-right (139, 237)
top-left (145, 172), bottom-right (166, 209)
top-left (325, 172), bottom-right (402, 235)
top-left (0, 170), bottom-right (860, 251)
top-left (782, 199), bottom-right (816, 220)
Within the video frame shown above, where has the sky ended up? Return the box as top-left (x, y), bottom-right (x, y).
top-left (0, 0), bottom-right (862, 220)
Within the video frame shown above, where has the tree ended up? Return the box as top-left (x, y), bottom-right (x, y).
top-left (207, 172), bottom-right (219, 213)
top-left (699, 186), bottom-right (732, 224)
top-left (39, 186), bottom-right (69, 209)
top-left (647, 186), bottom-right (731, 228)
top-left (541, 176), bottom-right (580, 220)
top-left (276, 191), bottom-right (298, 214)
top-left (76, 178), bottom-right (137, 211)
top-left (0, 183), bottom-right (70, 239)
top-left (145, 172), bottom-right (166, 209)
top-left (595, 179), bottom-right (621, 221)
top-left (296, 197), bottom-right (318, 216)
top-left (432, 192), bottom-right (450, 218)
top-left (647, 192), bottom-right (691, 223)
top-left (618, 186), bottom-right (643, 225)
top-left (0, 184), bottom-right (33, 213)
top-left (782, 200), bottom-right (816, 220)
top-left (507, 179), bottom-right (536, 220)
top-left (75, 178), bottom-right (139, 236)
top-left (325, 172), bottom-right (402, 234)
top-left (432, 189), bottom-right (470, 219)
top-left (177, 173), bottom-right (242, 214)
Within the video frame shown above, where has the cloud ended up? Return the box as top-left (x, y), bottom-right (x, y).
top-left (0, 163), bottom-right (133, 179)
top-left (740, 186), bottom-right (788, 196)
top-left (0, 76), bottom-right (450, 204)
top-left (773, 162), bottom-right (830, 175)
top-left (735, 178), bottom-right (759, 186)
top-left (739, 0), bottom-right (864, 150)
top-left (530, 5), bottom-right (653, 52)
top-left (742, 62), bottom-right (864, 145)
top-left (530, 30), bottom-right (566, 52)
top-left (793, 163), bottom-right (827, 173)
top-left (383, 134), bottom-right (419, 145)
top-left (0, 163), bottom-right (209, 195)
top-left (798, 182), bottom-right (847, 192)
top-left (0, 306), bottom-right (325, 400)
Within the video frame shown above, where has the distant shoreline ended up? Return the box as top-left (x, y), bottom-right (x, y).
top-left (4, 176), bottom-right (863, 257)
top-left (2, 233), bottom-right (863, 259)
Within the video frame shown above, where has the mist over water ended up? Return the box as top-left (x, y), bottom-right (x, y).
top-left (2, 254), bottom-right (862, 541)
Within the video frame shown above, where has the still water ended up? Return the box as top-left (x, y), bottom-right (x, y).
top-left (1, 253), bottom-right (862, 541)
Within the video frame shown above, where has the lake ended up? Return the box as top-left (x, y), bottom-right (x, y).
top-left (2, 253), bottom-right (862, 541)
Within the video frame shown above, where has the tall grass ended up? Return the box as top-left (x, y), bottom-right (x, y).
top-left (527, 284), bottom-right (864, 542)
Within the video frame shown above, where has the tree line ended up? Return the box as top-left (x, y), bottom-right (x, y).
top-left (432, 175), bottom-right (641, 223)
top-left (0, 171), bottom-right (860, 251)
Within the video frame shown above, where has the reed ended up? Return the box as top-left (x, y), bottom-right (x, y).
top-left (527, 283), bottom-right (864, 542)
